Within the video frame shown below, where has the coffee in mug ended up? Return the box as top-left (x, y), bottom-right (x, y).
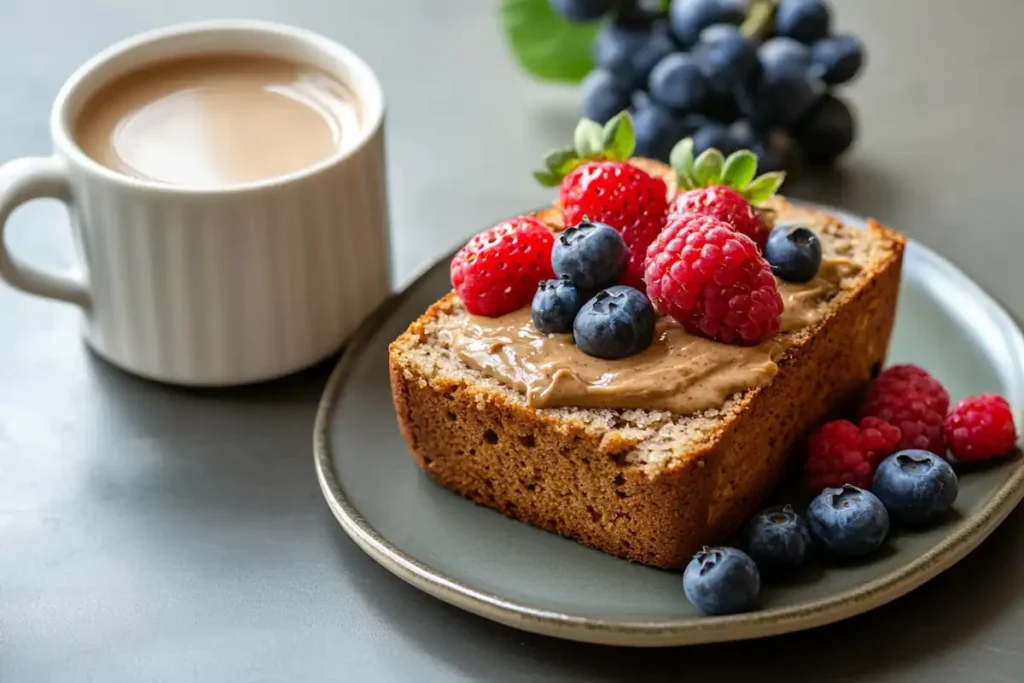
top-left (0, 21), bottom-right (390, 386)
top-left (73, 54), bottom-right (361, 188)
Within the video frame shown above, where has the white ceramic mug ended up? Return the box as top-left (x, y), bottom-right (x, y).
top-left (0, 20), bottom-right (390, 385)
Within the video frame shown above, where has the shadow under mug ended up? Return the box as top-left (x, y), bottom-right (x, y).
top-left (0, 20), bottom-right (391, 386)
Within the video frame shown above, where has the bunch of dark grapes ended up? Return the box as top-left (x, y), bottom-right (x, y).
top-left (553, 0), bottom-right (864, 171)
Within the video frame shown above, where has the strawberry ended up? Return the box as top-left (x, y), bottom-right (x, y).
top-left (450, 216), bottom-right (555, 317)
top-left (535, 113), bottom-right (668, 291)
top-left (666, 138), bottom-right (786, 250)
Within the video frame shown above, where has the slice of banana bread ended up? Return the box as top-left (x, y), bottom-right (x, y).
top-left (389, 165), bottom-right (905, 568)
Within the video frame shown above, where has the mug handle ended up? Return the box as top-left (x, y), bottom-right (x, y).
top-left (0, 156), bottom-right (90, 308)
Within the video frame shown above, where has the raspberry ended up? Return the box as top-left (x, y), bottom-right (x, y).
top-left (668, 185), bottom-right (770, 249)
top-left (644, 214), bottom-right (783, 344)
top-left (560, 161), bottom-right (668, 291)
top-left (805, 417), bottom-right (902, 491)
top-left (450, 217), bottom-right (555, 317)
top-left (860, 364), bottom-right (950, 454)
top-left (945, 394), bottom-right (1018, 462)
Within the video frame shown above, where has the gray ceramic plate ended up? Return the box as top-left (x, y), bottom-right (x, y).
top-left (314, 206), bottom-right (1024, 646)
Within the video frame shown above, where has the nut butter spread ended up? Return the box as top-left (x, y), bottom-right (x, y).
top-left (444, 259), bottom-right (859, 415)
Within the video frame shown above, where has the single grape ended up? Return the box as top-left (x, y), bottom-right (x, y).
top-left (739, 38), bottom-right (824, 127)
top-left (758, 37), bottom-right (813, 80)
top-left (579, 69), bottom-right (631, 123)
top-left (810, 34), bottom-right (864, 85)
top-left (774, 0), bottom-right (831, 44)
top-left (760, 78), bottom-right (825, 127)
top-left (793, 94), bottom-right (856, 165)
top-left (649, 52), bottom-right (710, 112)
top-left (694, 24), bottom-right (758, 92)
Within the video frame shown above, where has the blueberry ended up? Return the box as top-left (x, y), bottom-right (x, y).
top-left (694, 24), bottom-right (757, 92)
top-left (632, 102), bottom-right (685, 162)
top-left (691, 121), bottom-right (731, 155)
top-left (744, 505), bottom-right (812, 576)
top-left (573, 286), bottom-right (655, 359)
top-left (670, 0), bottom-right (746, 49)
top-left (758, 37), bottom-right (813, 80)
top-left (532, 278), bottom-right (585, 334)
top-left (548, 0), bottom-right (617, 23)
top-left (808, 485), bottom-right (890, 557)
top-left (551, 221), bottom-right (628, 291)
top-left (774, 0), bottom-right (831, 44)
top-left (764, 225), bottom-right (822, 283)
top-left (793, 94), bottom-right (856, 164)
top-left (810, 34), bottom-right (865, 85)
top-left (872, 451), bottom-right (959, 527)
top-left (683, 547), bottom-right (761, 615)
top-left (579, 69), bottom-right (631, 124)
top-left (649, 53), bottom-right (710, 112)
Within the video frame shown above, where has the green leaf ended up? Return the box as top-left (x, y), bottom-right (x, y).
top-left (721, 151), bottom-right (758, 189)
top-left (693, 148), bottom-right (725, 186)
top-left (498, 0), bottom-right (599, 83)
top-left (743, 171), bottom-right (786, 203)
top-left (544, 146), bottom-right (581, 177)
top-left (573, 119), bottom-right (604, 159)
top-left (601, 112), bottom-right (635, 160)
top-left (533, 170), bottom-right (561, 187)
top-left (669, 138), bottom-right (696, 189)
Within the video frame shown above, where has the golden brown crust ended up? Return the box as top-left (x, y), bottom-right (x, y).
top-left (389, 177), bottom-right (906, 568)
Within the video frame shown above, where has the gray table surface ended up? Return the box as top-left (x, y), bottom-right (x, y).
top-left (2, 1), bottom-right (1023, 681)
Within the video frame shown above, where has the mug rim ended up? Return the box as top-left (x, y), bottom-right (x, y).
top-left (50, 18), bottom-right (386, 195)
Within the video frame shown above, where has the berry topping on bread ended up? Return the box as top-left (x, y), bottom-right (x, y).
top-left (551, 220), bottom-right (628, 292)
top-left (449, 216), bottom-right (554, 317)
top-left (573, 285), bottom-right (656, 360)
top-left (645, 214), bottom-right (784, 344)
top-left (667, 139), bottom-right (785, 250)
top-left (397, 115), bottom-right (909, 567)
top-left (764, 224), bottom-right (823, 283)
top-left (535, 113), bottom-right (668, 290)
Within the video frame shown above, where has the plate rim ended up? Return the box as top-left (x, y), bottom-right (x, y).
top-left (314, 208), bottom-right (1024, 647)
